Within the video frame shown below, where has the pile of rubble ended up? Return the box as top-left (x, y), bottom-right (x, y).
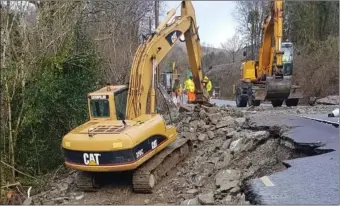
top-left (30, 104), bottom-right (303, 205)
top-left (30, 172), bottom-right (85, 205)
top-left (165, 105), bottom-right (295, 205)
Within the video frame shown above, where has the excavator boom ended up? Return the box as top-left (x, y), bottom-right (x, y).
top-left (126, 1), bottom-right (208, 120)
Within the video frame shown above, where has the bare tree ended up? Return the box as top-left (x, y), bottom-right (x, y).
top-left (221, 34), bottom-right (244, 63)
top-left (233, 1), bottom-right (269, 59)
top-left (80, 1), bottom-right (154, 84)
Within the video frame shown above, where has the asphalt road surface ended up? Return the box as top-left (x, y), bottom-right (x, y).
top-left (209, 98), bottom-right (339, 205)
top-left (179, 95), bottom-right (339, 204)
top-left (249, 116), bottom-right (339, 205)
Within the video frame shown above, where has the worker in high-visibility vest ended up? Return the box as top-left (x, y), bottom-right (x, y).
top-left (203, 76), bottom-right (212, 98)
top-left (184, 74), bottom-right (195, 103)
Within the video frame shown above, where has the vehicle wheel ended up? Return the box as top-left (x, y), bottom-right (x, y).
top-left (271, 99), bottom-right (284, 107)
top-left (248, 96), bottom-right (261, 106)
top-left (285, 98), bottom-right (299, 107)
top-left (236, 93), bottom-right (247, 107)
top-left (252, 100), bottom-right (261, 106)
top-left (92, 175), bottom-right (101, 189)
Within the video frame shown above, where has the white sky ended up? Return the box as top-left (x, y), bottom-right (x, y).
top-left (162, 1), bottom-right (238, 48)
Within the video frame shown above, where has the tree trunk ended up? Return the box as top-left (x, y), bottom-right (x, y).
top-left (5, 82), bottom-right (15, 182)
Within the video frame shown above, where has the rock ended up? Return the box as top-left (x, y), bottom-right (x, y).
top-left (221, 139), bottom-right (232, 150)
top-left (234, 117), bottom-right (246, 127)
top-left (215, 128), bottom-right (228, 136)
top-left (216, 116), bottom-right (236, 128)
top-left (218, 180), bottom-right (239, 193)
top-left (179, 105), bottom-right (194, 112)
top-left (62, 176), bottom-right (74, 185)
top-left (189, 127), bottom-right (196, 133)
top-left (250, 131), bottom-right (270, 140)
top-left (144, 199), bottom-right (151, 204)
top-left (183, 132), bottom-right (197, 141)
top-left (316, 95), bottom-right (339, 105)
top-left (75, 194), bottom-right (84, 200)
top-left (186, 189), bottom-right (200, 195)
top-left (207, 131), bottom-right (215, 139)
top-left (181, 198), bottom-right (201, 205)
top-left (198, 133), bottom-right (207, 141)
top-left (197, 192), bottom-right (214, 205)
top-left (229, 138), bottom-right (244, 152)
top-left (199, 110), bottom-right (207, 119)
top-left (58, 183), bottom-right (69, 192)
top-left (23, 197), bottom-right (32, 205)
top-left (225, 130), bottom-right (237, 139)
top-left (208, 157), bottom-right (220, 165)
top-left (222, 195), bottom-right (233, 204)
top-left (308, 96), bottom-right (317, 106)
top-left (207, 113), bottom-right (222, 124)
top-left (49, 189), bottom-right (60, 198)
top-left (203, 106), bottom-right (218, 113)
top-left (229, 185), bottom-right (241, 194)
top-left (198, 120), bottom-right (206, 128)
top-left (215, 170), bottom-right (241, 187)
top-left (189, 120), bottom-right (199, 130)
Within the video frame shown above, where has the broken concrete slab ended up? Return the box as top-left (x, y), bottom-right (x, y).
top-left (197, 192), bottom-right (215, 205)
top-left (316, 95), bottom-right (339, 105)
top-left (207, 131), bottom-right (215, 139)
top-left (215, 170), bottom-right (241, 188)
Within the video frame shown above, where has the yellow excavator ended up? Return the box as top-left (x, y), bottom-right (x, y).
top-left (234, 0), bottom-right (302, 107)
top-left (61, 1), bottom-right (209, 193)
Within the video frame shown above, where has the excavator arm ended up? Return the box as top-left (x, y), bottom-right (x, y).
top-left (126, 1), bottom-right (208, 120)
top-left (258, 0), bottom-right (284, 78)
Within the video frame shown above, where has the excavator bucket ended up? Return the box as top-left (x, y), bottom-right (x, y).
top-left (265, 76), bottom-right (292, 100)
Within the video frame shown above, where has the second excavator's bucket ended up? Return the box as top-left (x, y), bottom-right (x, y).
top-left (265, 76), bottom-right (292, 100)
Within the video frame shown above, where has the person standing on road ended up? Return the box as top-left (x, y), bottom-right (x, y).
top-left (184, 74), bottom-right (195, 103)
top-left (203, 75), bottom-right (212, 99)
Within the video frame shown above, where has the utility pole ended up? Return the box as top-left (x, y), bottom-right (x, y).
top-left (149, 17), bottom-right (152, 33)
top-left (154, 1), bottom-right (159, 29)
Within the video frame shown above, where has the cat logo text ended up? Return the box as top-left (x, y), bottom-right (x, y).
top-left (83, 153), bottom-right (101, 166)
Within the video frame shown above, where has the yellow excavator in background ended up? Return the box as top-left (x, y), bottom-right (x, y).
top-left (234, 0), bottom-right (302, 107)
top-left (62, 1), bottom-right (209, 193)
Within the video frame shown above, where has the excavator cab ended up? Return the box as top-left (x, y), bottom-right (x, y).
top-left (281, 41), bottom-right (294, 76)
top-left (88, 85), bottom-right (128, 121)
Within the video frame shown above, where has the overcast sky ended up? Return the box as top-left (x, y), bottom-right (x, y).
top-left (162, 1), bottom-right (238, 48)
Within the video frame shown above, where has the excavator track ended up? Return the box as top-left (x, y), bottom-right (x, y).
top-left (132, 138), bottom-right (192, 193)
top-left (75, 171), bottom-right (100, 192)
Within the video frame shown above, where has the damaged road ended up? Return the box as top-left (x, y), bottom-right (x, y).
top-left (28, 104), bottom-right (338, 205)
top-left (246, 113), bottom-right (339, 205)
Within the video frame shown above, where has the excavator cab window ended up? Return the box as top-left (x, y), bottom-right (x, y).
top-left (282, 42), bottom-right (293, 76)
top-left (114, 88), bottom-right (128, 120)
top-left (90, 100), bottom-right (110, 118)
